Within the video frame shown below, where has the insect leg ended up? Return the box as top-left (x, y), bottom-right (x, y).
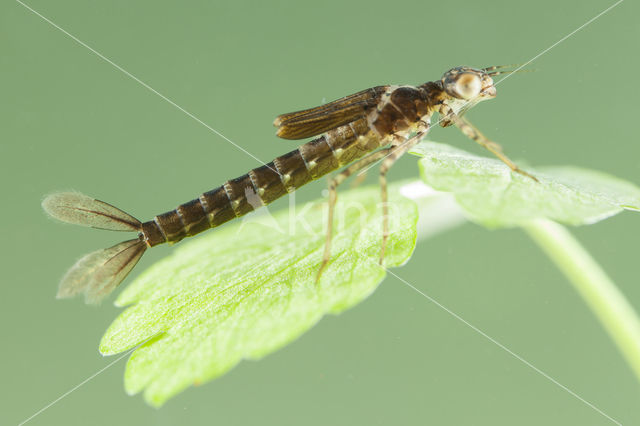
top-left (316, 147), bottom-right (394, 283)
top-left (377, 134), bottom-right (424, 264)
top-left (447, 112), bottom-right (538, 182)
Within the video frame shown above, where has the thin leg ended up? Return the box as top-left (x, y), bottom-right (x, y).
top-left (447, 112), bottom-right (538, 182)
top-left (316, 147), bottom-right (393, 282)
top-left (377, 136), bottom-right (423, 265)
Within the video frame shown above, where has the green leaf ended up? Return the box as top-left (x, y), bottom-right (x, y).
top-left (99, 183), bottom-right (418, 407)
top-left (411, 141), bottom-right (640, 227)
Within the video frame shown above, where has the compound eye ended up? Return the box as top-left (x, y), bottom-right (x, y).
top-left (455, 73), bottom-right (482, 99)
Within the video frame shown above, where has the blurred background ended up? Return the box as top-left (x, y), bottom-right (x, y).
top-left (2, 0), bottom-right (639, 424)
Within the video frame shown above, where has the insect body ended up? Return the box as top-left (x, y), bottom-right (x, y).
top-left (43, 65), bottom-right (535, 303)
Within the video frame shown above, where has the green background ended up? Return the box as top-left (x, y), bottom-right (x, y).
top-left (2, 0), bottom-right (639, 424)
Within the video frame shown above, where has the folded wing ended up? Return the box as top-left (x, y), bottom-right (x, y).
top-left (274, 86), bottom-right (387, 140)
top-left (42, 192), bottom-right (141, 231)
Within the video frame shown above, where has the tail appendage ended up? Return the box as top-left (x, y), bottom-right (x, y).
top-left (42, 192), bottom-right (147, 304)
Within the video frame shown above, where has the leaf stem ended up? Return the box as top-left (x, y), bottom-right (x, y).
top-left (524, 219), bottom-right (640, 380)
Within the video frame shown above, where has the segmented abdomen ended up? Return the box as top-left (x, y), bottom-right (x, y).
top-left (140, 118), bottom-right (382, 246)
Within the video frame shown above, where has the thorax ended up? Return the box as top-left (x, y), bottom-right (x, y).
top-left (367, 85), bottom-right (435, 142)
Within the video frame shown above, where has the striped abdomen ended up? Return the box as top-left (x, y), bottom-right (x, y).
top-left (141, 118), bottom-right (383, 247)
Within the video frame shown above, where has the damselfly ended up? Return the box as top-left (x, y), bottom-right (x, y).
top-left (43, 65), bottom-right (535, 303)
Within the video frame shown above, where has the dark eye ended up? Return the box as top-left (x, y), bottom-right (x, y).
top-left (454, 73), bottom-right (481, 99)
